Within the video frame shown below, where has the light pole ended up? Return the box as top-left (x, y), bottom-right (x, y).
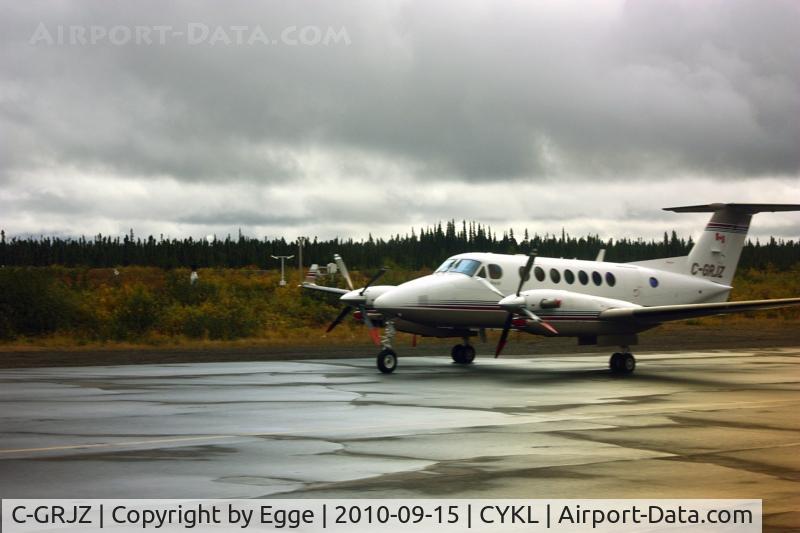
top-left (297, 237), bottom-right (305, 284)
top-left (271, 255), bottom-right (294, 286)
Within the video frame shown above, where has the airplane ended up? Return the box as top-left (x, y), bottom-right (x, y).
top-left (303, 203), bottom-right (800, 374)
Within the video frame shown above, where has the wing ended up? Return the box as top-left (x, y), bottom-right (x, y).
top-left (300, 282), bottom-right (349, 296)
top-left (600, 297), bottom-right (800, 324)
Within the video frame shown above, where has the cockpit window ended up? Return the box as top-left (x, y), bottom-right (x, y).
top-left (476, 266), bottom-right (487, 278)
top-left (449, 259), bottom-right (481, 277)
top-left (488, 264), bottom-right (503, 280)
top-left (435, 259), bottom-right (455, 273)
top-left (436, 258), bottom-right (484, 277)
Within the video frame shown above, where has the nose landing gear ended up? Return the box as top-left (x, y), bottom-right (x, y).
top-left (376, 320), bottom-right (398, 373)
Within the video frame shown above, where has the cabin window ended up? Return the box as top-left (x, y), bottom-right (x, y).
top-left (488, 264), bottom-right (503, 280)
top-left (592, 271), bottom-right (602, 286)
top-left (534, 266), bottom-right (545, 282)
top-left (578, 270), bottom-right (589, 285)
top-left (476, 266), bottom-right (487, 278)
top-left (649, 276), bottom-right (659, 288)
top-left (450, 259), bottom-right (481, 277)
top-left (564, 269), bottom-right (575, 284)
top-left (550, 268), bottom-right (561, 283)
top-left (605, 272), bottom-right (616, 287)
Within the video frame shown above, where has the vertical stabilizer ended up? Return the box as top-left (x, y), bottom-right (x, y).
top-left (662, 203), bottom-right (800, 285)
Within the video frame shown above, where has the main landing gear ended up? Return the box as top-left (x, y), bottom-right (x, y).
top-left (451, 339), bottom-right (476, 365)
top-left (376, 320), bottom-right (398, 374)
top-left (609, 350), bottom-right (636, 375)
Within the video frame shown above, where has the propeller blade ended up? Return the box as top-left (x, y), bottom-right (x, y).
top-left (334, 254), bottom-right (354, 291)
top-left (359, 305), bottom-right (382, 346)
top-left (359, 305), bottom-right (374, 328)
top-left (360, 267), bottom-right (388, 295)
top-left (521, 308), bottom-right (559, 335)
top-left (476, 277), bottom-right (505, 298)
top-left (516, 250), bottom-right (537, 296)
top-left (326, 306), bottom-right (353, 333)
top-left (540, 321), bottom-right (559, 335)
top-left (495, 313), bottom-right (514, 357)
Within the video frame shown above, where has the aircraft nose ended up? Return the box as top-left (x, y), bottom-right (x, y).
top-left (373, 290), bottom-right (402, 312)
top-left (374, 280), bottom-right (431, 314)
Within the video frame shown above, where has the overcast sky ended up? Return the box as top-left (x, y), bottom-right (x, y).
top-left (1, 0), bottom-right (798, 245)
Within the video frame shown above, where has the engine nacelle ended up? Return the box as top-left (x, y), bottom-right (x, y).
top-left (517, 289), bottom-right (640, 314)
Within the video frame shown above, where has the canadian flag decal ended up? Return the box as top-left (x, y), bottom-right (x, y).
top-left (715, 232), bottom-right (726, 244)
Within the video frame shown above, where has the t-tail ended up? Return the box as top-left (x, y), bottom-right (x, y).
top-left (632, 203), bottom-right (800, 286)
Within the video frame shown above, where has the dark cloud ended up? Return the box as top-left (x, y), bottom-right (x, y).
top-left (0, 0), bottom-right (798, 240)
top-left (3, 0), bottom-right (799, 183)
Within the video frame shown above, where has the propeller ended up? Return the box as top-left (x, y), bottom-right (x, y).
top-left (493, 250), bottom-right (557, 357)
top-left (325, 257), bottom-right (388, 347)
top-left (494, 251), bottom-right (535, 357)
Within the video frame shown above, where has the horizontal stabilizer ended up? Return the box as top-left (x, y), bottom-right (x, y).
top-left (600, 297), bottom-right (800, 323)
top-left (664, 203), bottom-right (800, 214)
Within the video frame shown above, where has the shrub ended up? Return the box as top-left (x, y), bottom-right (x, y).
top-left (112, 284), bottom-right (163, 340)
top-left (165, 270), bottom-right (219, 305)
top-left (0, 268), bottom-right (78, 338)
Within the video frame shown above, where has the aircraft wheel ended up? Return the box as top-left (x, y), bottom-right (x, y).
top-left (609, 352), bottom-right (622, 372)
top-left (377, 348), bottom-right (397, 374)
top-left (621, 353), bottom-right (636, 374)
top-left (610, 352), bottom-right (635, 374)
top-left (451, 344), bottom-right (466, 364)
top-left (462, 345), bottom-right (476, 364)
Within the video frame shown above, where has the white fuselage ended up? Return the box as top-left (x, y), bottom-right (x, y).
top-left (372, 252), bottom-right (731, 336)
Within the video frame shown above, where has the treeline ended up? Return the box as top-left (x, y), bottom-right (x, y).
top-left (1, 221), bottom-right (798, 270)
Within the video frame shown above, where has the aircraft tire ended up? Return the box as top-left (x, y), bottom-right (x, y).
top-left (621, 353), bottom-right (636, 374)
top-left (377, 348), bottom-right (397, 374)
top-left (610, 352), bottom-right (635, 374)
top-left (462, 345), bottom-right (476, 364)
top-left (451, 344), bottom-right (466, 364)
